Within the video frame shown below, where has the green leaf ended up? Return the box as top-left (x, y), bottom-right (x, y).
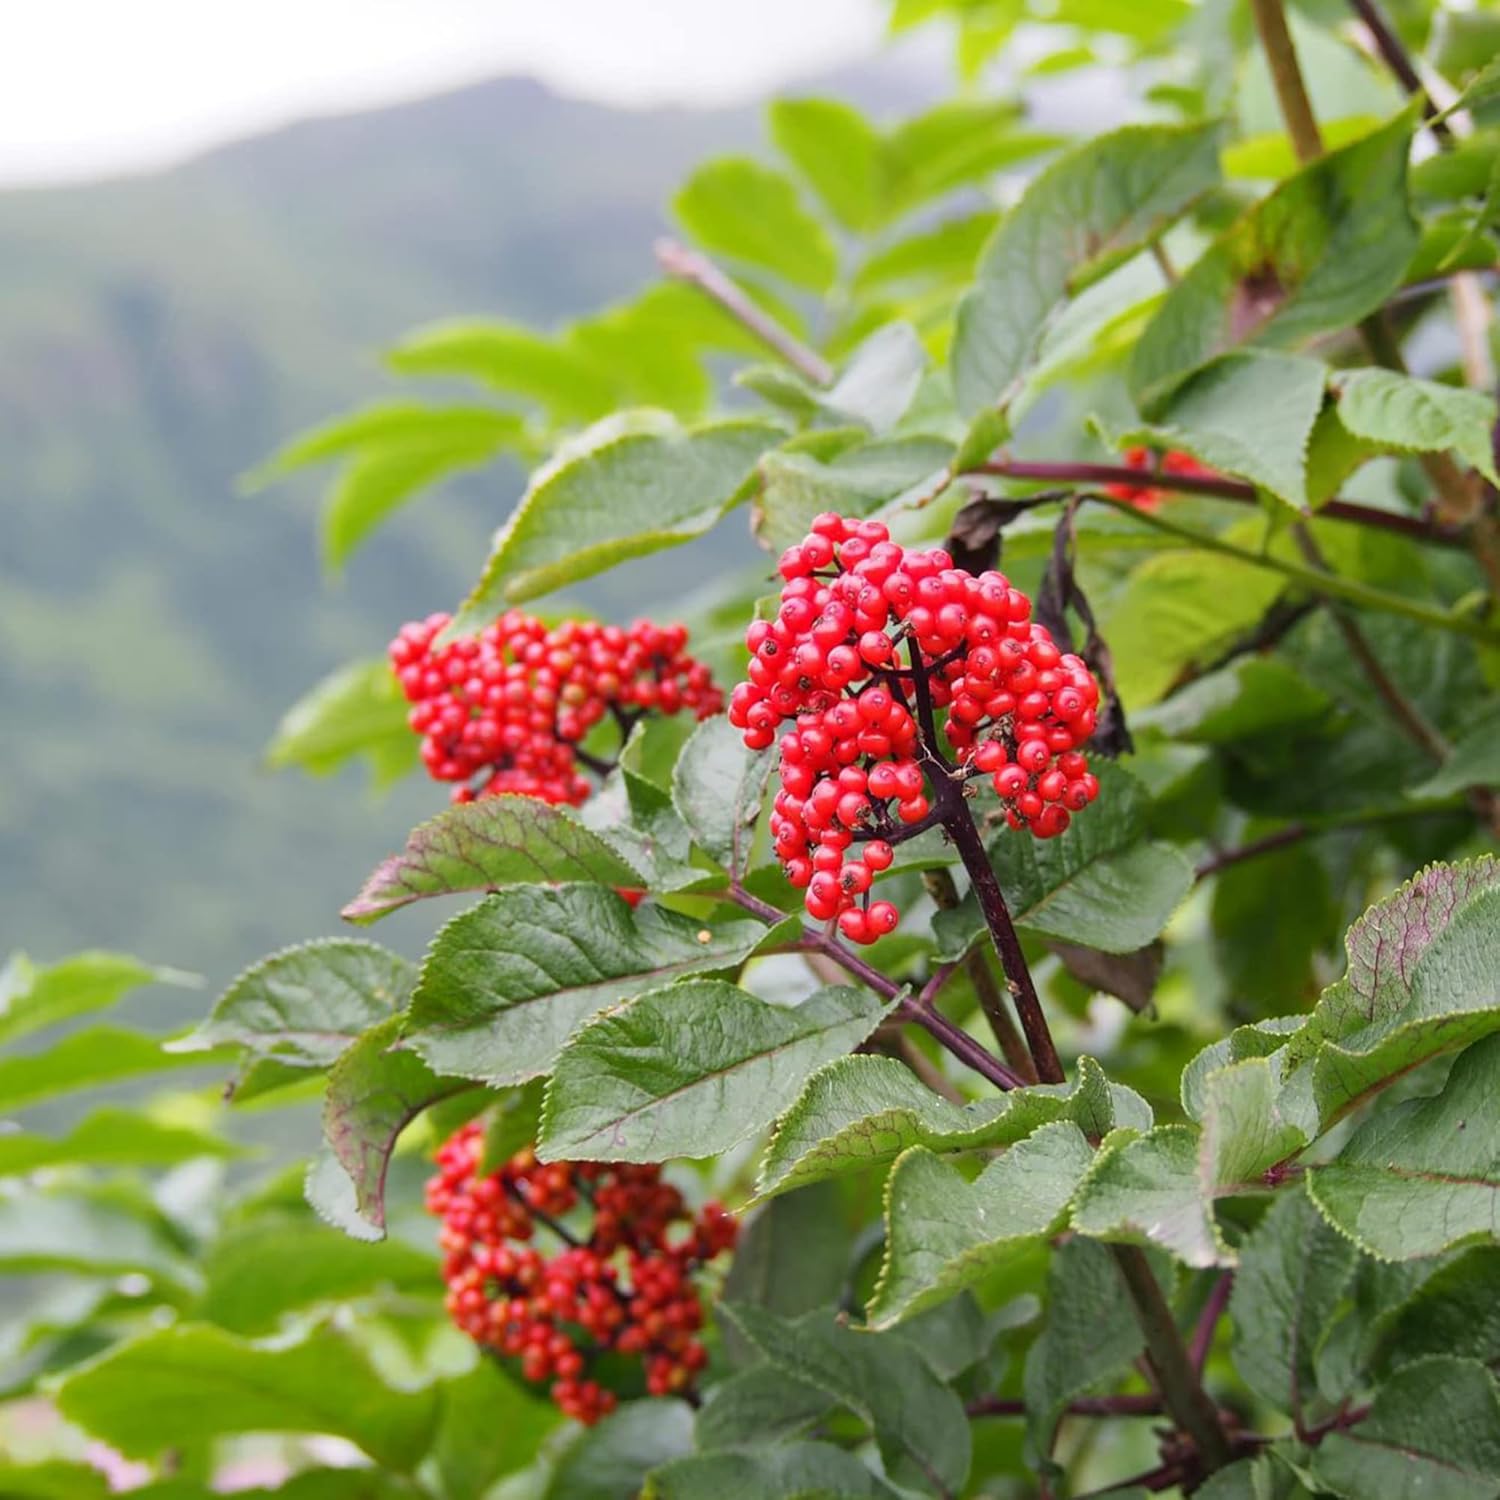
top-left (1022, 1237), bottom-right (1153, 1464)
top-left (1071, 1126), bottom-right (1227, 1268)
top-left (1102, 350), bottom-right (1329, 509)
top-left (0, 1025), bottom-right (228, 1113)
top-left (691, 1366), bottom-right (834, 1451)
top-left (55, 1323), bottom-right (440, 1471)
top-left (478, 1080), bottom-right (547, 1172)
top-left (1138, 657), bottom-right (1329, 744)
top-left (670, 715), bottom-right (771, 872)
top-left (868, 1123), bottom-right (1096, 1326)
top-left (433, 1359), bottom-right (561, 1500)
top-left (538, 981), bottom-right (893, 1163)
top-left (1131, 107), bottom-right (1420, 413)
top-left (1196, 1454), bottom-right (1310, 1500)
top-left (0, 951), bottom-right (190, 1049)
top-left (455, 413), bottom-right (780, 620)
top-left (721, 1181), bottom-right (851, 1333)
top-left (0, 1185), bottom-right (196, 1287)
top-left (821, 323), bottom-right (927, 435)
top-left (756, 1053), bottom-right (1150, 1203)
top-left (1371, 1245), bottom-right (1500, 1374)
top-left (186, 939), bottom-right (414, 1068)
top-left (1288, 859), bottom-right (1500, 1128)
top-left (933, 763), bottom-right (1194, 957)
top-left (544, 1400), bottom-right (694, 1500)
top-left (317, 1015), bottom-right (474, 1237)
top-left (386, 322), bottom-right (619, 424)
top-left (404, 886), bottom-right (765, 1086)
top-left (265, 658), bottom-right (416, 786)
top-left (647, 1442), bottom-right (898, 1499)
top-left (769, 98), bottom-right (881, 232)
top-left (342, 794), bottom-right (644, 923)
top-left (1309, 1356), bottom-right (1500, 1499)
top-left (752, 437), bottom-right (954, 555)
top-left (0, 1108), bottom-right (241, 1174)
top-left (879, 100), bottom-right (1062, 227)
top-left (674, 158), bottom-right (837, 292)
top-left (1229, 1187), bottom-right (1357, 1418)
top-left (1413, 704), bottom-right (1500, 798)
top-left (1307, 1032), bottom-right (1500, 1260)
top-left (719, 1304), bottom-right (971, 1496)
top-left (1105, 549), bottom-right (1288, 706)
top-left (197, 1214), bottom-right (435, 1334)
top-left (1336, 368), bottom-right (1500, 486)
top-left (0, 1463), bottom-right (110, 1500)
top-left (953, 121), bottom-right (1222, 414)
top-left (853, 212), bottom-right (997, 296)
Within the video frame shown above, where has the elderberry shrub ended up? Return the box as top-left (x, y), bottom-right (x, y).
top-left (389, 611), bottom-right (722, 803)
top-left (729, 512), bottom-right (1100, 943)
top-left (428, 1125), bottom-right (737, 1424)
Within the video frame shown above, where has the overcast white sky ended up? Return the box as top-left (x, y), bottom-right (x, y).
top-left (0, 0), bottom-right (890, 187)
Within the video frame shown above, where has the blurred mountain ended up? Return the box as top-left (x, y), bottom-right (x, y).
top-left (0, 61), bottom-right (940, 999)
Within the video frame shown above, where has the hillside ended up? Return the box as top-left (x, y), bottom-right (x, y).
top-left (0, 66), bottom-right (940, 997)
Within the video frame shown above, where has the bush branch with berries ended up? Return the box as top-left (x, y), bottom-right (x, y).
top-left (10, 3), bottom-right (1500, 1497)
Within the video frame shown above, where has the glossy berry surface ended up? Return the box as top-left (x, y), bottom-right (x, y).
top-left (390, 612), bottom-right (721, 804)
top-left (427, 1124), bottom-right (736, 1424)
top-left (728, 513), bottom-right (1101, 941)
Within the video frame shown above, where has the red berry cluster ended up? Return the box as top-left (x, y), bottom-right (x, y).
top-left (427, 1125), bottom-right (737, 1424)
top-left (1106, 446), bottom-right (1214, 510)
top-left (389, 612), bottom-right (721, 804)
top-left (727, 513), bottom-right (1100, 942)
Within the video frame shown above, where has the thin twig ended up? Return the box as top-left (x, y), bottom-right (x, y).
top-left (1190, 1273), bottom-right (1235, 1377)
top-left (1345, 0), bottom-right (1452, 139)
top-left (924, 868), bottom-right (1038, 1082)
top-left (1248, 0), bottom-right (1324, 160)
top-left (655, 238), bottom-right (834, 386)
top-left (966, 458), bottom-right (1466, 548)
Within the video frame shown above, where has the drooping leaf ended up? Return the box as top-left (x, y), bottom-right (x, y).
top-left (674, 158), bottom-right (837, 292)
top-left (1307, 1032), bottom-right (1500, 1260)
top-left (0, 1109), bottom-right (242, 1174)
top-left (1131, 107), bottom-right (1420, 412)
top-left (719, 1303), bottom-right (971, 1496)
top-left (316, 1015), bottom-right (475, 1237)
top-left (756, 1053), bottom-right (1150, 1203)
top-left (404, 886), bottom-right (765, 1086)
top-left (1022, 1237), bottom-right (1153, 1464)
top-left (0, 1185), bottom-right (197, 1288)
top-left (721, 1181), bottom-right (851, 1335)
top-left (385, 323), bottom-right (619, 424)
top-left (1229, 1187), bottom-right (1358, 1419)
top-left (197, 1215), bottom-right (436, 1334)
top-left (537, 981), bottom-right (893, 1163)
top-left (0, 951), bottom-right (191, 1050)
top-left (0, 1026), bottom-right (230, 1113)
top-left (933, 763), bottom-right (1193, 957)
top-left (670, 715), bottom-right (771, 873)
top-left (54, 1324), bottom-right (440, 1471)
top-left (265, 658), bottom-right (417, 786)
top-left (821, 323), bottom-right (927, 435)
top-left (184, 939), bottom-right (414, 1069)
top-left (1308, 1356), bottom-right (1500, 1499)
top-left (647, 1442), bottom-right (899, 1499)
top-left (1336, 369), bottom-right (1500, 485)
top-left (1100, 350), bottom-right (1329, 509)
top-left (953, 120), bottom-right (1222, 414)
top-left (1287, 859), bottom-right (1500, 1128)
top-left (543, 1400), bottom-right (695, 1500)
top-left (868, 1123), bottom-right (1096, 1326)
top-left (768, 98), bottom-right (882, 233)
top-left (342, 794), bottom-right (644, 923)
top-left (455, 413), bottom-right (780, 621)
